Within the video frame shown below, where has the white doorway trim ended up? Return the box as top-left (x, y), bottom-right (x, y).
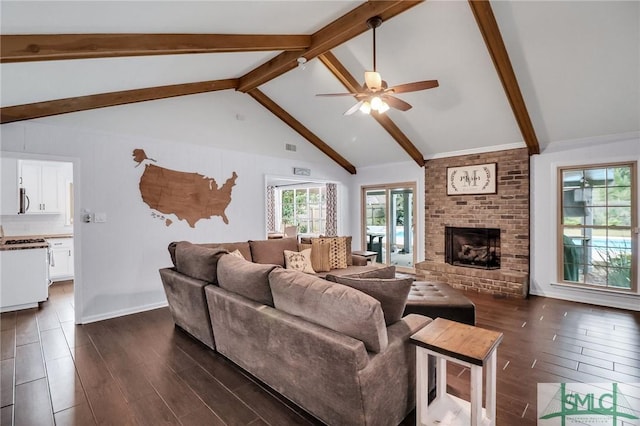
top-left (0, 151), bottom-right (82, 324)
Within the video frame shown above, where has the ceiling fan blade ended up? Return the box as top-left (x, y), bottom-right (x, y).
top-left (316, 93), bottom-right (358, 97)
top-left (384, 95), bottom-right (412, 111)
top-left (388, 80), bottom-right (439, 94)
top-left (344, 101), bottom-right (364, 116)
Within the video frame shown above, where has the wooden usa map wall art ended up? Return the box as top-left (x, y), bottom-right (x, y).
top-left (133, 149), bottom-right (238, 227)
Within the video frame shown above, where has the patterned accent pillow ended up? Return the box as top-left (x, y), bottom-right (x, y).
top-left (284, 249), bottom-right (316, 274)
top-left (314, 237), bottom-right (348, 269)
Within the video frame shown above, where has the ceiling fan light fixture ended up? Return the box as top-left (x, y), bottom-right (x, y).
top-left (377, 101), bottom-right (390, 113)
top-left (359, 101), bottom-right (372, 114)
top-left (364, 71), bottom-right (382, 91)
top-left (370, 96), bottom-right (384, 110)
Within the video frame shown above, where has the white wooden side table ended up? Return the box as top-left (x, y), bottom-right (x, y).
top-left (410, 317), bottom-right (503, 426)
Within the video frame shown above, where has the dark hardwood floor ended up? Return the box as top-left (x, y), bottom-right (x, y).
top-left (1, 281), bottom-right (639, 425)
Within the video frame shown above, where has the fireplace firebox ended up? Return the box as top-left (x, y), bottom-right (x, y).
top-left (445, 227), bottom-right (500, 270)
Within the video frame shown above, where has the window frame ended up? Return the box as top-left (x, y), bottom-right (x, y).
top-left (556, 161), bottom-right (638, 292)
top-left (276, 185), bottom-right (327, 235)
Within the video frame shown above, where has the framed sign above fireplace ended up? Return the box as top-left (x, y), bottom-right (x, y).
top-left (447, 163), bottom-right (497, 195)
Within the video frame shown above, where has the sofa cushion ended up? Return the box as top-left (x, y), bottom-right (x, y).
top-left (202, 242), bottom-right (252, 261)
top-left (174, 242), bottom-right (228, 283)
top-left (249, 238), bottom-right (299, 267)
top-left (299, 240), bottom-right (331, 272)
top-left (169, 241), bottom-right (251, 266)
top-left (284, 249), bottom-right (315, 274)
top-left (217, 254), bottom-right (279, 306)
top-left (324, 275), bottom-right (413, 326)
top-left (269, 269), bottom-right (388, 353)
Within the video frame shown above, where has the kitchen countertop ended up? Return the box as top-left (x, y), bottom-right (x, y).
top-left (0, 233), bottom-right (73, 251)
top-left (20, 233), bottom-right (73, 240)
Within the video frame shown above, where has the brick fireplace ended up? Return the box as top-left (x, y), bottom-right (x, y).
top-left (416, 148), bottom-right (529, 297)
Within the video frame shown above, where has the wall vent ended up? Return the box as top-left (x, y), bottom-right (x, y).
top-left (285, 143), bottom-right (297, 152)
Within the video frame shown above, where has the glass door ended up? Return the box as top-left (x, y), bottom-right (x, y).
top-left (362, 183), bottom-right (416, 271)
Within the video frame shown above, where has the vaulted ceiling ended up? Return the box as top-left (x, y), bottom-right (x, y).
top-left (1, 1), bottom-right (638, 174)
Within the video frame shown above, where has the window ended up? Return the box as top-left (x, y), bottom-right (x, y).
top-left (558, 162), bottom-right (637, 291)
top-left (278, 186), bottom-right (326, 234)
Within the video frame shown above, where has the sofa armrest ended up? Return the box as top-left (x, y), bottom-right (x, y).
top-left (159, 267), bottom-right (215, 349)
top-left (351, 254), bottom-right (368, 266)
top-left (387, 313), bottom-right (432, 342)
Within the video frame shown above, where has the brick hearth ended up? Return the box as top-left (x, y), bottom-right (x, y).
top-left (416, 148), bottom-right (530, 297)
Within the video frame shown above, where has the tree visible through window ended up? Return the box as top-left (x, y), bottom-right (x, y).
top-left (559, 163), bottom-right (637, 291)
top-left (279, 186), bottom-right (326, 234)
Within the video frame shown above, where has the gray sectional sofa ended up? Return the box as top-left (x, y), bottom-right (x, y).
top-left (159, 238), bottom-right (433, 425)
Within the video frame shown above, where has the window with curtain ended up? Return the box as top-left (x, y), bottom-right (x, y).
top-left (558, 162), bottom-right (637, 291)
top-left (278, 186), bottom-right (327, 234)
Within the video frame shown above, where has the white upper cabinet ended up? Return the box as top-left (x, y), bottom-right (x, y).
top-left (1, 157), bottom-right (20, 215)
top-left (19, 160), bottom-right (63, 214)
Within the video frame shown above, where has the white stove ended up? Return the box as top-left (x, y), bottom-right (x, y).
top-left (0, 237), bottom-right (50, 312)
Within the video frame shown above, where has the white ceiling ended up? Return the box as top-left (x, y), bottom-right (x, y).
top-left (1, 1), bottom-right (638, 169)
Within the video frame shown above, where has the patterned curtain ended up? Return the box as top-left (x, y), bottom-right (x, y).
top-left (325, 183), bottom-right (337, 237)
top-left (266, 185), bottom-right (276, 232)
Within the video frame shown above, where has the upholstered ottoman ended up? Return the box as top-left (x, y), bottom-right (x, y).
top-left (403, 281), bottom-right (476, 326)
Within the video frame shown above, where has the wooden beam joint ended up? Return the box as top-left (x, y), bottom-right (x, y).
top-left (247, 89), bottom-right (357, 175)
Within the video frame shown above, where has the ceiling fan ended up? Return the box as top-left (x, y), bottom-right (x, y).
top-left (316, 16), bottom-right (439, 115)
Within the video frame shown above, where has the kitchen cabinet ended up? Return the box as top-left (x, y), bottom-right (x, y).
top-left (19, 160), bottom-right (62, 214)
top-left (1, 157), bottom-right (19, 215)
top-left (47, 238), bottom-right (74, 281)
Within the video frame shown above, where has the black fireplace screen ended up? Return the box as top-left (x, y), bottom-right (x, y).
top-left (445, 227), bottom-right (501, 269)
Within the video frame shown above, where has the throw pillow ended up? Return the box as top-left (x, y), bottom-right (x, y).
top-left (284, 249), bottom-right (316, 274)
top-left (314, 237), bottom-right (348, 269)
top-left (345, 236), bottom-right (353, 266)
top-left (324, 275), bottom-right (413, 325)
top-left (269, 269), bottom-right (388, 353)
top-left (299, 240), bottom-right (331, 272)
top-left (228, 249), bottom-right (245, 259)
top-left (217, 254), bottom-right (279, 306)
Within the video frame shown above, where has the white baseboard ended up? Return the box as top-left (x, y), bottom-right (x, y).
top-left (0, 302), bottom-right (39, 313)
top-left (530, 285), bottom-right (640, 312)
top-left (80, 300), bottom-right (169, 324)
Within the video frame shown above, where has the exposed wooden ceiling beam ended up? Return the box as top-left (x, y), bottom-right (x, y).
top-left (237, 0), bottom-right (423, 93)
top-left (1, 34), bottom-right (311, 63)
top-left (247, 89), bottom-right (357, 175)
top-left (468, 0), bottom-right (540, 155)
top-left (318, 52), bottom-right (425, 167)
top-left (0, 79), bottom-right (238, 124)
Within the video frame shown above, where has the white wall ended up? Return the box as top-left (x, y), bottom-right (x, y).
top-left (530, 132), bottom-right (640, 311)
top-left (1, 116), bottom-right (351, 323)
top-left (348, 160), bottom-right (425, 262)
